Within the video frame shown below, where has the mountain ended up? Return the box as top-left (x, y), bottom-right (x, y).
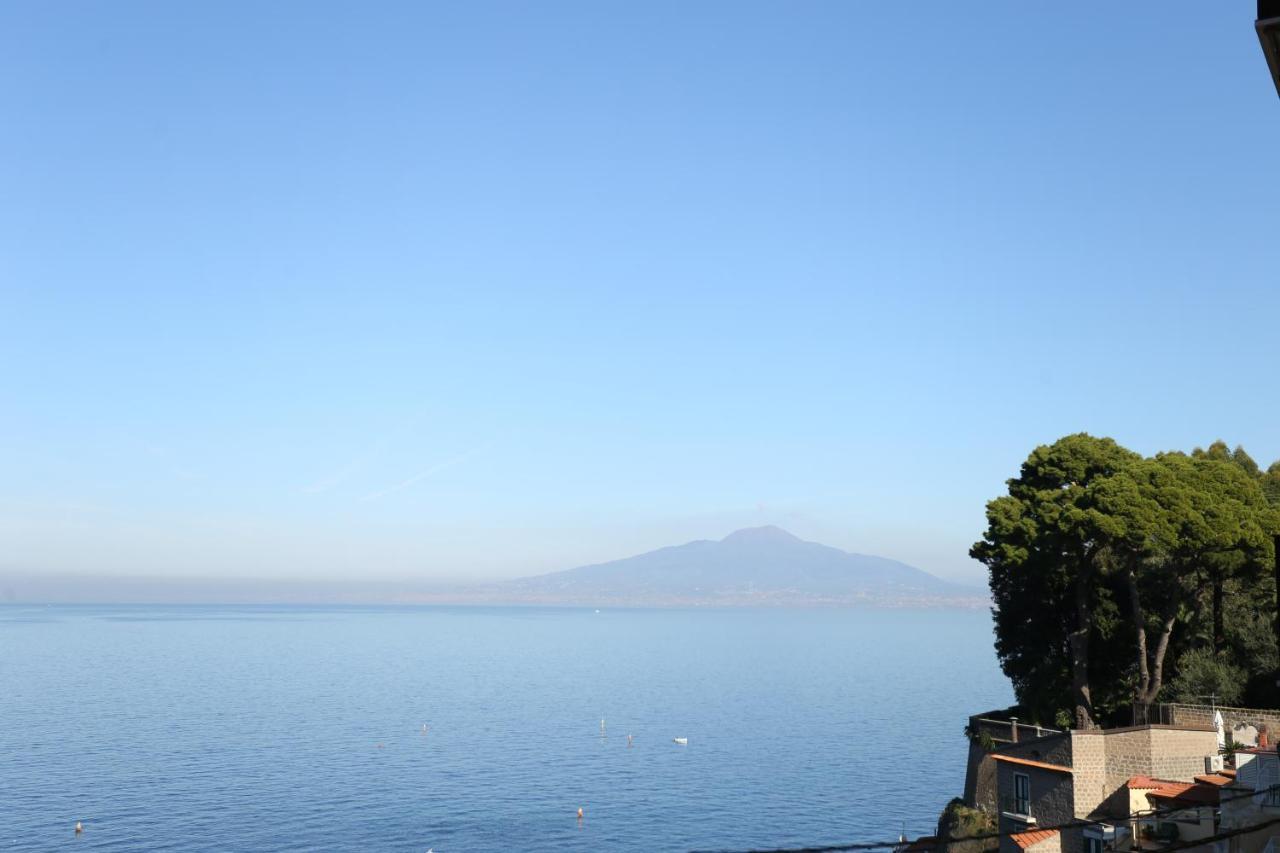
top-left (0, 527), bottom-right (983, 606)
top-left (500, 526), bottom-right (984, 607)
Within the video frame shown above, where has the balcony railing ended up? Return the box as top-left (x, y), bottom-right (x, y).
top-left (972, 717), bottom-right (1063, 744)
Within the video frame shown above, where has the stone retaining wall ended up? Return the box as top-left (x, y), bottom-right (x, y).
top-left (1161, 702), bottom-right (1280, 746)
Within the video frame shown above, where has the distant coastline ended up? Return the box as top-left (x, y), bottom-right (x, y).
top-left (0, 579), bottom-right (991, 609)
top-left (0, 526), bottom-right (988, 608)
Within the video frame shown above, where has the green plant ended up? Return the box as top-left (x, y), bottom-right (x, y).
top-left (935, 798), bottom-right (999, 853)
top-left (1168, 648), bottom-right (1246, 706)
top-left (963, 723), bottom-right (997, 751)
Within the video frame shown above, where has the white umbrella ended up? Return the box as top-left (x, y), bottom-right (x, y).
top-left (1214, 709), bottom-right (1226, 750)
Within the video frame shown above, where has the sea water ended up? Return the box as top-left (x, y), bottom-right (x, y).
top-left (0, 605), bottom-right (1010, 851)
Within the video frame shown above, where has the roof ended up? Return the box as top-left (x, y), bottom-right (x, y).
top-left (993, 754), bottom-right (1074, 774)
top-left (1194, 773), bottom-right (1235, 786)
top-left (1128, 775), bottom-right (1222, 806)
top-left (1147, 781), bottom-right (1220, 806)
top-left (1010, 829), bottom-right (1060, 850)
top-left (1128, 775), bottom-right (1174, 790)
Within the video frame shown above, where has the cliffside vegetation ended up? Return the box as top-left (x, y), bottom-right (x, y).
top-left (935, 798), bottom-right (998, 853)
top-left (972, 435), bottom-right (1280, 729)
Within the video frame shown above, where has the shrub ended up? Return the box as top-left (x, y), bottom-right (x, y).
top-left (1167, 648), bottom-right (1246, 706)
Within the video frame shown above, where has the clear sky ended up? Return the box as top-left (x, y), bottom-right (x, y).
top-left (2, 1), bottom-right (1278, 588)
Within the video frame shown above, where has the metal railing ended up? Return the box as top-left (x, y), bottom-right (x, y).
top-left (972, 716), bottom-right (1064, 741)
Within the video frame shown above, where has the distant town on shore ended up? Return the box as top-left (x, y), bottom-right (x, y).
top-left (0, 524), bottom-right (985, 608)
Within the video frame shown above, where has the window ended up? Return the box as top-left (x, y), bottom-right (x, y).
top-left (1084, 836), bottom-right (1104, 853)
top-left (1014, 773), bottom-right (1030, 815)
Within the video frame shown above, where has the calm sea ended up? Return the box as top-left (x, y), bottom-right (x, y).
top-left (0, 605), bottom-right (1010, 852)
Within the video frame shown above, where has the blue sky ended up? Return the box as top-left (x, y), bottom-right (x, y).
top-left (2, 1), bottom-right (1278, 586)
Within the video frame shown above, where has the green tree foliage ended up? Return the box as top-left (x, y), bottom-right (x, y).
top-left (1168, 648), bottom-right (1246, 705)
top-left (1112, 453), bottom-right (1273, 708)
top-left (1263, 462), bottom-right (1280, 508)
top-left (1227, 594), bottom-right (1280, 706)
top-left (975, 435), bottom-right (1280, 726)
top-left (971, 434), bottom-right (1139, 728)
top-left (1188, 443), bottom-right (1280, 706)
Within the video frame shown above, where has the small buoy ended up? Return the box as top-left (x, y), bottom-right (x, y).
top-left (74, 822), bottom-right (82, 834)
top-left (627, 734), bottom-right (634, 747)
top-left (421, 724), bottom-right (428, 735)
top-left (577, 807), bottom-right (584, 819)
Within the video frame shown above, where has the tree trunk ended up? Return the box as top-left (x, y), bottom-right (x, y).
top-left (1128, 568), bottom-right (1151, 699)
top-left (1146, 615), bottom-right (1177, 703)
top-left (1128, 567), bottom-right (1177, 708)
top-left (1071, 568), bottom-right (1095, 728)
top-left (1212, 566), bottom-right (1225, 656)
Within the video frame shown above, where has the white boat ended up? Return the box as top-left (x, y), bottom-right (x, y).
top-left (672, 737), bottom-right (688, 745)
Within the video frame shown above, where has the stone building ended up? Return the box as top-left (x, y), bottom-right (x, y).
top-left (989, 724), bottom-right (1221, 853)
top-left (1124, 772), bottom-right (1229, 848)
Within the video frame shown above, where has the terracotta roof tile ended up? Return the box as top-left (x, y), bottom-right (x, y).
top-left (1129, 775), bottom-right (1222, 805)
top-left (992, 754), bottom-right (1073, 774)
top-left (1194, 773), bottom-right (1234, 786)
top-left (1128, 775), bottom-right (1173, 789)
top-left (1146, 780), bottom-right (1221, 806)
top-left (1010, 829), bottom-right (1060, 850)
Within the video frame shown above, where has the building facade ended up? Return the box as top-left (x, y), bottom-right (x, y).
top-left (1219, 747), bottom-right (1280, 853)
top-left (991, 725), bottom-right (1221, 853)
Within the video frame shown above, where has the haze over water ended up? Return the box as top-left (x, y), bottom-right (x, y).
top-left (2, 605), bottom-right (1009, 852)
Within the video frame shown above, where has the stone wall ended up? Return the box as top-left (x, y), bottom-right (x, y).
top-left (1163, 703), bottom-right (1280, 746)
top-left (966, 740), bottom-right (998, 812)
top-left (1066, 726), bottom-right (1220, 822)
top-left (972, 732), bottom-right (1074, 813)
top-left (995, 760), bottom-right (1074, 853)
top-left (1068, 730), bottom-right (1106, 819)
top-left (1140, 727), bottom-right (1222, 781)
top-left (964, 713), bottom-right (1067, 811)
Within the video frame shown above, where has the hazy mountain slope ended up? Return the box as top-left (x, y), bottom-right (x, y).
top-left (504, 526), bottom-right (980, 604)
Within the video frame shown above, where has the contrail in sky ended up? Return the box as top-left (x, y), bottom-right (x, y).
top-left (302, 458), bottom-right (366, 495)
top-left (301, 434), bottom-right (395, 495)
top-left (359, 445), bottom-right (486, 502)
